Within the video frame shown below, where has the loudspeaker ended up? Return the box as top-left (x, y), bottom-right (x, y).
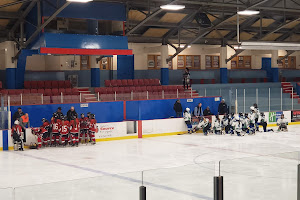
top-left (194, 13), bottom-right (211, 28)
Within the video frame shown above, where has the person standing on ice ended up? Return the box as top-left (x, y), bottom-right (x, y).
top-left (183, 108), bottom-right (192, 134)
top-left (277, 114), bottom-right (288, 132)
top-left (253, 103), bottom-right (260, 131)
top-left (260, 113), bottom-right (273, 132)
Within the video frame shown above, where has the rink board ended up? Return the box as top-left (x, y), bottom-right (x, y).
top-left (0, 113), bottom-right (295, 151)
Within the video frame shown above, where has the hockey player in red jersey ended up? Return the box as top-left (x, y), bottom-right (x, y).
top-left (51, 113), bottom-right (61, 146)
top-left (70, 115), bottom-right (80, 146)
top-left (41, 118), bottom-right (50, 146)
top-left (12, 120), bottom-right (24, 151)
top-left (31, 127), bottom-right (42, 149)
top-left (79, 113), bottom-right (89, 143)
top-left (89, 114), bottom-right (97, 145)
top-left (60, 116), bottom-right (70, 146)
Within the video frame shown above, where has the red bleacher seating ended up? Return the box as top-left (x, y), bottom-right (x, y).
top-left (37, 81), bottom-right (45, 89)
top-left (105, 80), bottom-right (111, 87)
top-left (44, 81), bottom-right (52, 89)
top-left (51, 81), bottom-right (59, 88)
top-left (65, 80), bottom-right (71, 88)
top-left (121, 80), bottom-right (128, 86)
top-left (31, 81), bottom-right (38, 89)
top-left (24, 81), bottom-right (31, 89)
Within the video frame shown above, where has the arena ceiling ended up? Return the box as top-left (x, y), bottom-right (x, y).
top-left (2, 0), bottom-right (300, 48)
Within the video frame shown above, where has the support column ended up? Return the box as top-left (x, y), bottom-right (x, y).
top-left (220, 46), bottom-right (228, 84)
top-left (4, 41), bottom-right (17, 89)
top-left (16, 49), bottom-right (38, 89)
top-left (271, 50), bottom-right (279, 82)
top-left (160, 45), bottom-right (169, 85)
top-left (90, 56), bottom-right (100, 87)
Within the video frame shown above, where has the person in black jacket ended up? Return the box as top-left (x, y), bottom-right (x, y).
top-left (67, 106), bottom-right (78, 121)
top-left (218, 99), bottom-right (228, 115)
top-left (173, 100), bottom-right (183, 118)
top-left (53, 107), bottom-right (64, 120)
top-left (12, 107), bottom-right (24, 122)
top-left (203, 106), bottom-right (212, 116)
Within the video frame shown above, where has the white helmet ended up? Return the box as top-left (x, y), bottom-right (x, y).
top-left (14, 120), bottom-right (19, 125)
top-left (250, 106), bottom-right (255, 111)
top-left (186, 108), bottom-right (190, 112)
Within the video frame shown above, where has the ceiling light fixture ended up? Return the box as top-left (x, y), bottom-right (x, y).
top-left (160, 5), bottom-right (185, 10)
top-left (179, 44), bottom-right (191, 48)
top-left (67, 0), bottom-right (93, 3)
top-left (237, 10), bottom-right (260, 15)
top-left (234, 42), bottom-right (300, 50)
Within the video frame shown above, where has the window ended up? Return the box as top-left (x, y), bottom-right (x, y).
top-left (278, 56), bottom-right (296, 69)
top-left (80, 56), bottom-right (90, 70)
top-left (148, 55), bottom-right (173, 69)
top-left (100, 57), bottom-right (112, 70)
top-left (205, 55), bottom-right (219, 68)
top-left (231, 56), bottom-right (251, 69)
top-left (177, 55), bottom-right (201, 69)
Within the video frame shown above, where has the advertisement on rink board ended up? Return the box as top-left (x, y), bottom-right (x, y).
top-left (95, 122), bottom-right (127, 139)
top-left (291, 110), bottom-right (300, 122)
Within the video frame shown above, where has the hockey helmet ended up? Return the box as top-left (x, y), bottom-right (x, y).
top-left (14, 120), bottom-right (19, 125)
top-left (244, 113), bottom-right (248, 117)
top-left (90, 114), bottom-right (95, 119)
top-left (186, 108), bottom-right (190, 112)
top-left (239, 112), bottom-right (243, 117)
top-left (41, 118), bottom-right (47, 123)
top-left (281, 114), bottom-right (284, 119)
top-left (260, 113), bottom-right (265, 117)
top-left (250, 106), bottom-right (255, 111)
top-left (81, 113), bottom-right (85, 117)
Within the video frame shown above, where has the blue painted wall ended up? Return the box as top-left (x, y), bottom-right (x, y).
top-left (126, 97), bottom-right (221, 120)
top-left (6, 68), bottom-right (15, 89)
top-left (161, 68), bottom-right (169, 85)
top-left (117, 55), bottom-right (134, 79)
top-left (262, 57), bottom-right (272, 81)
top-left (11, 101), bottom-right (124, 127)
top-left (43, 0), bottom-right (126, 21)
top-left (91, 68), bottom-right (100, 87)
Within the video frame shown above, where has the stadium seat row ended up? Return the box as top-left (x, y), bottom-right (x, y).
top-left (24, 80), bottom-right (72, 89)
top-left (0, 88), bottom-right (79, 96)
top-left (95, 85), bottom-right (184, 94)
top-left (105, 79), bottom-right (160, 87)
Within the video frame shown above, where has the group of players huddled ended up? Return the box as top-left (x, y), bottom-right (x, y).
top-left (12, 111), bottom-right (98, 151)
top-left (184, 103), bottom-right (289, 136)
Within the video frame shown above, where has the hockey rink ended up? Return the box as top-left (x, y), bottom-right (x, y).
top-left (1, 125), bottom-right (300, 200)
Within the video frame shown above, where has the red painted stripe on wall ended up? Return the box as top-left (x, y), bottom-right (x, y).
top-left (40, 48), bottom-right (133, 55)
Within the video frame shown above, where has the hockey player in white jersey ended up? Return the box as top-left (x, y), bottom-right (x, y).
top-left (213, 115), bottom-right (222, 135)
top-left (249, 107), bottom-right (256, 134)
top-left (221, 113), bottom-right (231, 134)
top-left (242, 113), bottom-right (250, 133)
top-left (183, 108), bottom-right (192, 134)
top-left (277, 114), bottom-right (288, 132)
top-left (192, 117), bottom-right (211, 136)
top-left (232, 116), bottom-right (243, 136)
top-left (253, 104), bottom-right (260, 131)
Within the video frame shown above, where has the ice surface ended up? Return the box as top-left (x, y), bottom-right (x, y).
top-left (1, 125), bottom-right (300, 199)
